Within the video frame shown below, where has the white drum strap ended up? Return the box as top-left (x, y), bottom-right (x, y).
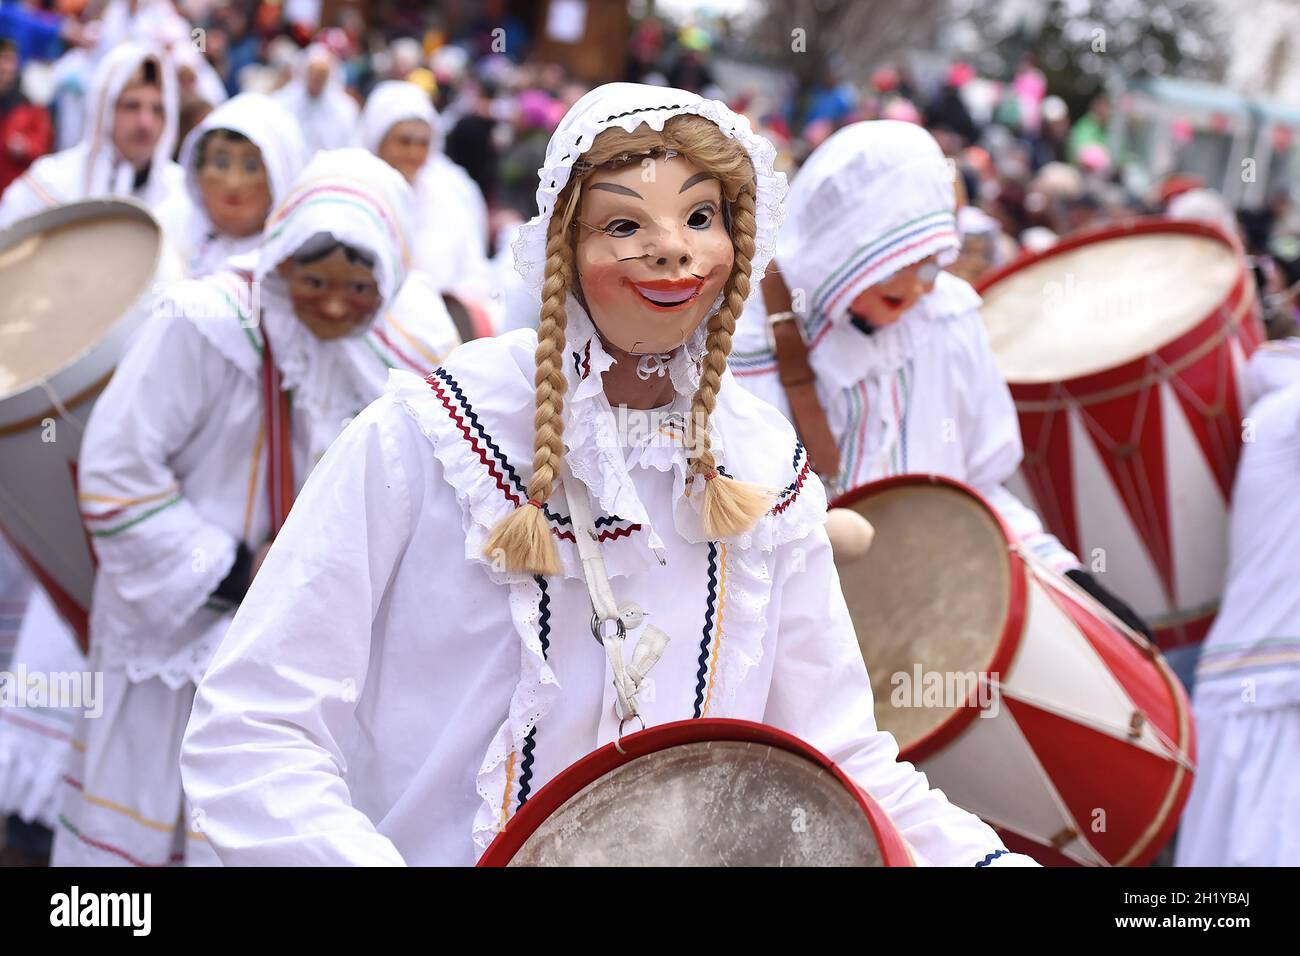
top-left (560, 462), bottom-right (670, 738)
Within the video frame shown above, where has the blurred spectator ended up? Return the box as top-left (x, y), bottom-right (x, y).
top-left (1067, 93), bottom-right (1111, 164)
top-left (212, 4), bottom-right (260, 97)
top-left (0, 36), bottom-right (51, 192)
top-left (924, 62), bottom-right (978, 151)
top-left (0, 0), bottom-right (83, 62)
top-left (444, 76), bottom-right (497, 205)
top-left (495, 88), bottom-right (558, 222)
top-left (625, 17), bottom-right (664, 83)
top-left (666, 27), bottom-right (715, 94)
top-left (272, 42), bottom-right (358, 152)
top-left (1027, 95), bottom-right (1070, 170)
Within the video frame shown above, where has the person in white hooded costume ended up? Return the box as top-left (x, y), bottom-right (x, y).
top-left (0, 41), bottom-right (186, 235)
top-left (1174, 347), bottom-right (1300, 866)
top-left (179, 83), bottom-right (1036, 867)
top-left (730, 121), bottom-right (1150, 633)
top-left (272, 43), bottom-right (359, 154)
top-left (0, 39), bottom-right (188, 865)
top-left (176, 92), bottom-right (309, 276)
top-left (354, 80), bottom-right (493, 309)
top-left (51, 149), bottom-right (458, 867)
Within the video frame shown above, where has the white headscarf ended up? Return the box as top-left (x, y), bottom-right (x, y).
top-left (238, 148), bottom-right (415, 459)
top-left (272, 43), bottom-right (360, 153)
top-left (355, 80), bottom-right (491, 299)
top-left (355, 80), bottom-right (441, 154)
top-left (513, 82), bottom-right (786, 299)
top-left (178, 93), bottom-right (309, 234)
top-left (79, 41), bottom-right (180, 203)
top-left (775, 121), bottom-right (959, 339)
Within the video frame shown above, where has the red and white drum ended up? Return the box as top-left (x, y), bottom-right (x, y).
top-left (479, 718), bottom-right (915, 867)
top-left (977, 218), bottom-right (1263, 650)
top-left (831, 475), bottom-right (1195, 866)
top-left (0, 199), bottom-right (182, 649)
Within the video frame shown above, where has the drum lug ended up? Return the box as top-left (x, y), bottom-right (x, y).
top-left (1050, 827), bottom-right (1078, 850)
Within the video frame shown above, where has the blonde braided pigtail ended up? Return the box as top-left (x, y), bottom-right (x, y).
top-left (482, 211), bottom-right (574, 575)
top-left (689, 185), bottom-right (773, 537)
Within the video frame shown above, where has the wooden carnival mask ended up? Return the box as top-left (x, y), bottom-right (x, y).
top-left (574, 151), bottom-right (734, 355)
top-left (197, 130), bottom-right (273, 239)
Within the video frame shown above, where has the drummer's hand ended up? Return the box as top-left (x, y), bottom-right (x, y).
top-left (250, 542), bottom-right (274, 581)
top-left (1064, 568), bottom-right (1154, 641)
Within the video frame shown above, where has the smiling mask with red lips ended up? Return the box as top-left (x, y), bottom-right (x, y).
top-left (575, 153), bottom-right (735, 355)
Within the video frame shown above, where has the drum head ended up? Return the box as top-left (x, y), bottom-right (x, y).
top-left (980, 225), bottom-right (1240, 383)
top-left (505, 738), bottom-right (889, 867)
top-left (834, 479), bottom-right (1013, 752)
top-left (0, 204), bottom-right (161, 401)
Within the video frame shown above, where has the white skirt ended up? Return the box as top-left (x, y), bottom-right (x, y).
top-left (49, 648), bottom-right (219, 867)
top-left (0, 588), bottom-right (84, 826)
top-left (1175, 700), bottom-right (1300, 866)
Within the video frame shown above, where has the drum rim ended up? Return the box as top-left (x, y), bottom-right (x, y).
top-left (1007, 283), bottom-right (1257, 408)
top-left (0, 197), bottom-right (166, 417)
top-left (830, 474), bottom-right (1030, 764)
top-left (477, 717), bottom-right (915, 867)
top-left (975, 215), bottom-right (1244, 300)
top-left (975, 216), bottom-right (1260, 394)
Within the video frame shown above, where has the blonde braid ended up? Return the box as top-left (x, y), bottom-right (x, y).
top-left (689, 186), bottom-right (773, 537)
top-left (482, 213), bottom-right (572, 575)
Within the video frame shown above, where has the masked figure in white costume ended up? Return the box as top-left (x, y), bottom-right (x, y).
top-left (176, 92), bottom-right (308, 276)
top-left (51, 150), bottom-right (458, 867)
top-left (730, 121), bottom-right (1148, 632)
top-left (1174, 350), bottom-right (1300, 866)
top-left (179, 84), bottom-right (1036, 867)
top-left (272, 43), bottom-right (359, 154)
top-left (0, 39), bottom-right (188, 866)
top-left (355, 80), bottom-right (493, 313)
top-left (0, 42), bottom-right (186, 236)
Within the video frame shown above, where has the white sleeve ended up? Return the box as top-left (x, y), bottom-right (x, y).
top-left (180, 396), bottom-right (420, 866)
top-left (761, 525), bottom-right (1038, 866)
top-left (0, 169), bottom-right (53, 228)
top-left (954, 314), bottom-right (1081, 573)
top-left (78, 312), bottom-right (241, 634)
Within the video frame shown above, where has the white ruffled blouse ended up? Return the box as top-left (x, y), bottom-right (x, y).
top-left (77, 272), bottom-right (459, 688)
top-left (179, 308), bottom-right (1029, 867)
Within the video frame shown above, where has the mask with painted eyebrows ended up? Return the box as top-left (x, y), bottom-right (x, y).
top-left (574, 153), bottom-right (734, 355)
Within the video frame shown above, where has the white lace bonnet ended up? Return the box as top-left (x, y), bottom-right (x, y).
top-left (510, 82), bottom-right (787, 299)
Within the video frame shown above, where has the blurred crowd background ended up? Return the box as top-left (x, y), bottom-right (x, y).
top-left (4, 0), bottom-right (1300, 335)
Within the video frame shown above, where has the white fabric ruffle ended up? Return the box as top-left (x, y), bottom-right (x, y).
top-left (386, 319), bottom-right (827, 852)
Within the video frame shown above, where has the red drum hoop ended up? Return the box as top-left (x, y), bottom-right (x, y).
top-left (478, 718), bottom-right (915, 867)
top-left (833, 474), bottom-right (1030, 763)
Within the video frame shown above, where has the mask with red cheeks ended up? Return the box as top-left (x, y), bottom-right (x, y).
top-left (848, 255), bottom-right (941, 329)
top-left (198, 132), bottom-right (272, 238)
top-left (276, 246), bottom-right (382, 341)
top-left (574, 153), bottom-right (734, 355)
